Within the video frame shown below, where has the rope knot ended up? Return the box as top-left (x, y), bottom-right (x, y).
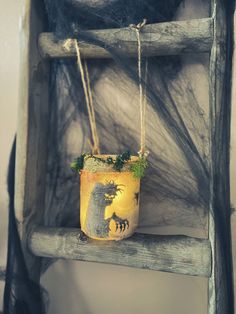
top-left (129, 19), bottom-right (147, 32)
top-left (63, 38), bottom-right (75, 51)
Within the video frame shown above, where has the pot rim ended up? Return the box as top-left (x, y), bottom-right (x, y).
top-left (83, 154), bottom-right (139, 173)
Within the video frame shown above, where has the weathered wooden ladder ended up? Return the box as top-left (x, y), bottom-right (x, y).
top-left (13, 0), bottom-right (234, 313)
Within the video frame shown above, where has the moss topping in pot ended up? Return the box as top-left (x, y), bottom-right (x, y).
top-left (70, 151), bottom-right (148, 178)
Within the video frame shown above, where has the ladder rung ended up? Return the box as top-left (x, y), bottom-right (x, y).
top-left (29, 227), bottom-right (211, 277)
top-left (39, 18), bottom-right (213, 59)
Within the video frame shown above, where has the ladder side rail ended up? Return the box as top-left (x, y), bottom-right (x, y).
top-left (208, 0), bottom-right (234, 313)
top-left (16, 0), bottom-right (50, 282)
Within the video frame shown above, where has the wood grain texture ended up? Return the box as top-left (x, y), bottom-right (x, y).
top-left (73, 0), bottom-right (117, 6)
top-left (29, 227), bottom-right (212, 277)
top-left (39, 18), bottom-right (213, 59)
top-left (15, 0), bottom-right (50, 282)
top-left (208, 0), bottom-right (234, 313)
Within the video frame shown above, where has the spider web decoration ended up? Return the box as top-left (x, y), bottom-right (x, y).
top-left (3, 0), bottom-right (235, 313)
top-left (44, 0), bottom-right (210, 235)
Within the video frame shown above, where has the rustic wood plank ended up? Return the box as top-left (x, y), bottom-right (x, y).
top-left (29, 227), bottom-right (212, 277)
top-left (39, 18), bottom-right (213, 59)
top-left (208, 0), bottom-right (234, 313)
top-left (15, 0), bottom-right (49, 282)
top-left (74, 0), bottom-right (117, 6)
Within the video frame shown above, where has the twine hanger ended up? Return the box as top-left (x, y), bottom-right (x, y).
top-left (63, 19), bottom-right (148, 156)
top-left (130, 19), bottom-right (148, 156)
top-left (64, 39), bottom-right (100, 154)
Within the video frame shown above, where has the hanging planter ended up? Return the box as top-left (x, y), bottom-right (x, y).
top-left (69, 19), bottom-right (149, 240)
top-left (71, 152), bottom-right (148, 240)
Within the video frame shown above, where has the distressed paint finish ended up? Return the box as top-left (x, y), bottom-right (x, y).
top-left (15, 0), bottom-right (49, 281)
top-left (84, 182), bottom-right (131, 239)
top-left (80, 163), bottom-right (140, 240)
top-left (208, 0), bottom-right (234, 313)
top-left (29, 227), bottom-right (212, 278)
top-left (39, 18), bottom-right (213, 59)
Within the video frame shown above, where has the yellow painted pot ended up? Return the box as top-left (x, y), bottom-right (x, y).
top-left (80, 155), bottom-right (140, 240)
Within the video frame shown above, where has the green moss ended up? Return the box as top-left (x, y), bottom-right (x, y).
top-left (70, 154), bottom-right (86, 173)
top-left (113, 150), bottom-right (131, 171)
top-left (130, 156), bottom-right (148, 178)
top-left (121, 151), bottom-right (131, 161)
top-left (70, 150), bottom-right (148, 178)
top-left (106, 157), bottom-right (114, 164)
